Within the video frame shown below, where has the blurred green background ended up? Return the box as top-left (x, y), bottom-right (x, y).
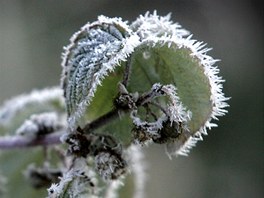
top-left (0, 0), bottom-right (263, 197)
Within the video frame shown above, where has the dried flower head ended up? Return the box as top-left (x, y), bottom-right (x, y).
top-left (95, 151), bottom-right (127, 180)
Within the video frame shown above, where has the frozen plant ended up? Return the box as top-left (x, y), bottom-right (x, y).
top-left (0, 11), bottom-right (229, 197)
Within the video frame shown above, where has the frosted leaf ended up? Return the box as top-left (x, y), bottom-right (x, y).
top-left (47, 158), bottom-right (99, 198)
top-left (61, 15), bottom-right (140, 129)
top-left (128, 11), bottom-right (229, 156)
top-left (0, 87), bottom-right (64, 131)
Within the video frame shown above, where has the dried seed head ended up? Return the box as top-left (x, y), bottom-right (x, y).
top-left (95, 151), bottom-right (127, 180)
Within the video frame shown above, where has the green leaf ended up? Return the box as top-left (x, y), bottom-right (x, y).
top-left (61, 16), bottom-right (140, 129)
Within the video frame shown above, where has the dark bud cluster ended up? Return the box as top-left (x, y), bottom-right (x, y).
top-left (64, 130), bottom-right (127, 180)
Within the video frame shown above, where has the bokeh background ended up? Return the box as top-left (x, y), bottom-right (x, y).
top-left (0, 0), bottom-right (263, 197)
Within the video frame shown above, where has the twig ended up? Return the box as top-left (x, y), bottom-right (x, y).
top-left (0, 109), bottom-right (120, 150)
top-left (82, 108), bottom-right (121, 133)
top-left (0, 85), bottom-right (167, 149)
top-left (0, 130), bottom-right (64, 149)
top-left (122, 57), bottom-right (132, 87)
top-left (0, 108), bottom-right (122, 149)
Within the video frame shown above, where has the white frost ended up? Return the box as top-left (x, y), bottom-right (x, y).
top-left (0, 87), bottom-right (64, 127)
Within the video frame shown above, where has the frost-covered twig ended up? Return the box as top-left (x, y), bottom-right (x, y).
top-left (0, 131), bottom-right (63, 149)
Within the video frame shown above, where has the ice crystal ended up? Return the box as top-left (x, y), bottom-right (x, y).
top-left (131, 10), bottom-right (189, 40)
top-left (161, 84), bottom-right (192, 123)
top-left (130, 83), bottom-right (192, 151)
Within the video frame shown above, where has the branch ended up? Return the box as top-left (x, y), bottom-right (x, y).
top-left (0, 109), bottom-right (123, 149)
top-left (0, 84), bottom-right (168, 150)
top-left (0, 130), bottom-right (64, 150)
top-left (83, 108), bottom-right (120, 133)
top-left (0, 108), bottom-right (122, 150)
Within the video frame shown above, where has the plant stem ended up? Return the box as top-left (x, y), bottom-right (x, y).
top-left (0, 130), bottom-right (64, 149)
top-left (0, 109), bottom-right (122, 149)
top-left (82, 108), bottom-right (120, 133)
top-left (122, 57), bottom-right (132, 87)
top-left (0, 85), bottom-right (167, 150)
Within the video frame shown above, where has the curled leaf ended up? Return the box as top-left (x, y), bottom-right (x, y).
top-left (129, 12), bottom-right (229, 155)
top-left (0, 87), bottom-right (65, 133)
top-left (47, 158), bottom-right (99, 198)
